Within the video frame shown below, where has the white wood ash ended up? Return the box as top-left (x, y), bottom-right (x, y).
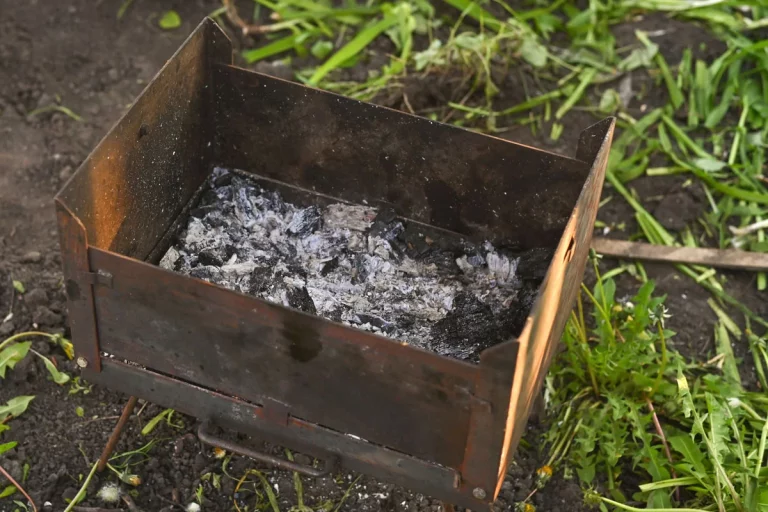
top-left (161, 168), bottom-right (539, 361)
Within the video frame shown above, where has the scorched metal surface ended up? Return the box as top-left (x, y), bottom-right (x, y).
top-left (55, 18), bottom-right (614, 510)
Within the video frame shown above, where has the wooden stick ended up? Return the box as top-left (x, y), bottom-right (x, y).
top-left (591, 238), bottom-right (768, 271)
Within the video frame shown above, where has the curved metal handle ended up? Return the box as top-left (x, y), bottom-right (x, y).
top-left (197, 420), bottom-right (337, 477)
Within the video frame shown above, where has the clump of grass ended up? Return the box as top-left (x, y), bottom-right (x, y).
top-left (538, 261), bottom-right (768, 511)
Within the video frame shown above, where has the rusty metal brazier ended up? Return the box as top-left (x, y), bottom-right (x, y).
top-left (56, 18), bottom-right (614, 510)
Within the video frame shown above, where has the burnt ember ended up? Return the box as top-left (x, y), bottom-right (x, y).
top-left (161, 168), bottom-right (546, 362)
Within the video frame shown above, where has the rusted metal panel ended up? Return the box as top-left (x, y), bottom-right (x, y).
top-left (55, 201), bottom-right (102, 372)
top-left (459, 342), bottom-right (519, 500)
top-left (525, 118), bottom-right (615, 425)
top-left (496, 118), bottom-right (615, 495)
top-left (56, 19), bottom-right (228, 261)
top-left (86, 360), bottom-right (487, 511)
top-left (212, 64), bottom-right (591, 249)
top-left (88, 247), bottom-right (479, 468)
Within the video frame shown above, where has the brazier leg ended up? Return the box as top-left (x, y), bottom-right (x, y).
top-left (97, 396), bottom-right (139, 472)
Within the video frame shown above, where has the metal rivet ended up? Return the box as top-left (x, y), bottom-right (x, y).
top-left (76, 357), bottom-right (88, 368)
top-left (472, 487), bottom-right (487, 500)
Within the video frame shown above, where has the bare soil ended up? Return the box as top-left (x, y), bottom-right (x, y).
top-left (0, 1), bottom-right (765, 511)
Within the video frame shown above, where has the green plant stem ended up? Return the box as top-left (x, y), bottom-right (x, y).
top-left (0, 331), bottom-right (56, 351)
top-left (334, 475), bottom-right (363, 512)
top-left (62, 462), bottom-right (98, 512)
top-left (600, 496), bottom-right (708, 512)
top-left (556, 68), bottom-right (597, 119)
top-left (651, 324), bottom-right (668, 397)
top-left (756, 415), bottom-right (768, 478)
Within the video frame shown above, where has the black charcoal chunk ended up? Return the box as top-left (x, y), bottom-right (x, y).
top-left (371, 220), bottom-right (405, 242)
top-left (287, 206), bottom-right (322, 237)
top-left (249, 267), bottom-right (273, 294)
top-left (423, 250), bottom-right (460, 273)
top-left (213, 171), bottom-right (233, 187)
top-left (286, 286), bottom-right (317, 314)
top-left (497, 282), bottom-right (539, 336)
top-left (516, 247), bottom-right (555, 279)
top-left (200, 189), bottom-right (220, 207)
top-left (198, 248), bottom-right (224, 267)
top-left (281, 263), bottom-right (307, 280)
top-left (189, 265), bottom-right (220, 282)
top-left (372, 207), bottom-right (397, 225)
top-left (429, 292), bottom-right (500, 361)
top-left (190, 204), bottom-right (217, 219)
top-left (204, 210), bottom-right (228, 228)
top-left (400, 224), bottom-right (431, 257)
top-left (320, 257), bottom-right (339, 276)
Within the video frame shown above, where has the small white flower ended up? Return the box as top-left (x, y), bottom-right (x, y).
top-left (727, 397), bottom-right (742, 408)
top-left (186, 503), bottom-right (202, 512)
top-left (97, 483), bottom-right (121, 503)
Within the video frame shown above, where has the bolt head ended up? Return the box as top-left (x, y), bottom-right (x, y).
top-left (76, 356), bottom-right (88, 368)
top-left (472, 487), bottom-right (487, 500)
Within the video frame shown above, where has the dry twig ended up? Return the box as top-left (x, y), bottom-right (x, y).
top-left (122, 494), bottom-right (142, 512)
top-left (222, 0), bottom-right (281, 36)
top-left (592, 237), bottom-right (768, 271)
top-left (73, 508), bottom-right (126, 512)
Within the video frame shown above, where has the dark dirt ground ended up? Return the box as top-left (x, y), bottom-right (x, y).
top-left (1, 1), bottom-right (766, 511)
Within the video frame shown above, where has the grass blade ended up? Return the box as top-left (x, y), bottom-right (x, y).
top-left (243, 32), bottom-right (315, 64)
top-left (556, 68), bottom-right (597, 119)
top-left (308, 15), bottom-right (398, 85)
top-left (656, 53), bottom-right (684, 109)
top-left (27, 105), bottom-right (82, 122)
top-left (756, 415), bottom-right (768, 478)
top-left (441, 0), bottom-right (503, 31)
top-left (661, 115), bottom-right (712, 159)
top-left (714, 322), bottom-right (742, 390)
top-left (141, 409), bottom-right (173, 435)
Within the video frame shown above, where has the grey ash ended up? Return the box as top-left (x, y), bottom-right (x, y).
top-left (160, 168), bottom-right (544, 362)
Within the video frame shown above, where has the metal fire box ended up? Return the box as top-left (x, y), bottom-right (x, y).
top-left (55, 18), bottom-right (614, 510)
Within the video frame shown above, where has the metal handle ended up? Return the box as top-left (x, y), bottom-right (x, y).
top-left (197, 420), bottom-right (337, 477)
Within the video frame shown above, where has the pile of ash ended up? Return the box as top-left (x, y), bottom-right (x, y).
top-left (160, 168), bottom-right (545, 361)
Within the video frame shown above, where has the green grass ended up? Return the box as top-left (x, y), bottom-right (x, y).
top-left (538, 261), bottom-right (768, 511)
